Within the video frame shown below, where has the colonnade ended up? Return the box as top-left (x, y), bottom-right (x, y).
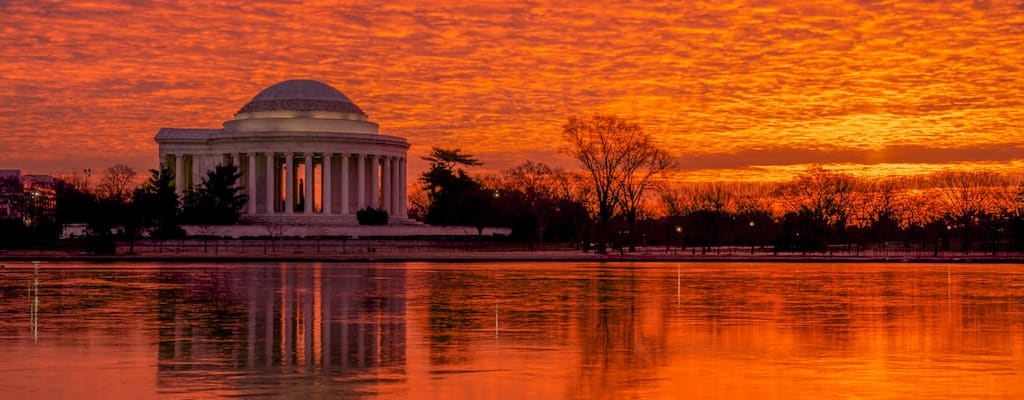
top-left (165, 151), bottom-right (407, 220)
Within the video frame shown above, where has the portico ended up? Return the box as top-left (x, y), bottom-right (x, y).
top-left (156, 79), bottom-right (411, 225)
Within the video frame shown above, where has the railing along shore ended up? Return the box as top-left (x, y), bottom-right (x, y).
top-left (4, 239), bottom-right (1024, 260)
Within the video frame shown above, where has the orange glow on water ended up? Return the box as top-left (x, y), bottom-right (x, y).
top-left (3, 262), bottom-right (1023, 398)
top-left (1, 1), bottom-right (1022, 182)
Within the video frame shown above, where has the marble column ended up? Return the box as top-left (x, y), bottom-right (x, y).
top-left (266, 153), bottom-right (275, 213)
top-left (205, 155), bottom-right (213, 178)
top-left (174, 154), bottom-right (184, 198)
top-left (389, 156), bottom-right (399, 216)
top-left (356, 154), bottom-right (366, 210)
top-left (322, 154), bottom-right (332, 215)
top-left (382, 155), bottom-right (392, 214)
top-left (191, 155), bottom-right (200, 186)
top-left (285, 154), bottom-right (294, 214)
top-left (248, 153), bottom-right (257, 215)
top-left (340, 153), bottom-right (349, 214)
top-left (369, 155), bottom-right (379, 209)
top-left (304, 153), bottom-right (314, 214)
top-left (399, 157), bottom-right (407, 217)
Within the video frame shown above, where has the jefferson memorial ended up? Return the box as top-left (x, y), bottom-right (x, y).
top-left (155, 79), bottom-right (411, 226)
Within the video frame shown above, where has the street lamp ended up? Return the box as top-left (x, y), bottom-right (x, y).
top-left (82, 168), bottom-right (92, 190)
top-left (749, 221), bottom-right (756, 254)
top-left (675, 225), bottom-right (683, 250)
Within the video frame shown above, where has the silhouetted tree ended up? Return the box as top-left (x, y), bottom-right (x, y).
top-left (860, 179), bottom-right (902, 245)
top-left (931, 170), bottom-right (1008, 252)
top-left (181, 164), bottom-right (248, 225)
top-left (96, 164), bottom-right (137, 203)
top-left (618, 140), bottom-right (673, 251)
top-left (0, 219), bottom-right (30, 249)
top-left (54, 178), bottom-right (95, 226)
top-left (356, 207), bottom-right (389, 225)
top-left (419, 147), bottom-right (494, 228)
top-left (80, 166), bottom-right (139, 254)
top-left (84, 197), bottom-right (124, 254)
top-left (562, 114), bottom-right (674, 253)
top-left (677, 183), bottom-right (733, 252)
top-left (487, 161), bottom-right (589, 242)
top-left (133, 166), bottom-right (183, 238)
top-left (777, 165), bottom-right (858, 246)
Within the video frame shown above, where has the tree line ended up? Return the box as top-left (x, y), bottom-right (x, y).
top-left (6, 113), bottom-right (1024, 256)
top-left (1, 163), bottom-right (247, 253)
top-left (658, 167), bottom-right (1024, 254)
top-left (416, 114), bottom-right (1024, 255)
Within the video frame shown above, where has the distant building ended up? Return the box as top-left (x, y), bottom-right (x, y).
top-left (22, 174), bottom-right (57, 226)
top-left (0, 170), bottom-right (57, 225)
top-left (155, 79), bottom-right (411, 226)
top-left (0, 169), bottom-right (21, 220)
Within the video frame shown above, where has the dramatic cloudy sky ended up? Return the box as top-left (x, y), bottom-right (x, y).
top-left (1, 0), bottom-right (1022, 182)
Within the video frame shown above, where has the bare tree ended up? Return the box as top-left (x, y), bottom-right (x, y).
top-left (406, 188), bottom-right (429, 221)
top-left (484, 162), bottom-right (595, 246)
top-left (777, 165), bottom-right (858, 227)
top-left (496, 161), bottom-right (562, 200)
top-left (686, 183), bottom-right (733, 213)
top-left (554, 170), bottom-right (592, 210)
top-left (931, 170), bottom-right (1008, 221)
top-left (96, 164), bottom-right (137, 202)
top-left (57, 172), bottom-right (91, 193)
top-left (680, 183), bottom-right (734, 252)
top-left (618, 145), bottom-right (674, 230)
top-left (659, 187), bottom-right (687, 217)
top-left (898, 189), bottom-right (938, 229)
top-left (930, 170), bottom-right (1012, 251)
top-left (562, 114), bottom-right (674, 252)
top-left (663, 182), bottom-right (773, 219)
top-left (732, 182), bottom-right (776, 217)
top-left (990, 175), bottom-right (1020, 216)
top-left (857, 179), bottom-right (897, 225)
top-left (852, 177), bottom-right (906, 246)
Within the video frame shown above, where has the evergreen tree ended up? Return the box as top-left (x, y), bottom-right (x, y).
top-left (419, 147), bottom-right (494, 227)
top-left (181, 164), bottom-right (248, 225)
top-left (54, 178), bottom-right (96, 226)
top-left (133, 166), bottom-right (183, 237)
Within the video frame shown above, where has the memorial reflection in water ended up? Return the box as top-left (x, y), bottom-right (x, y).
top-left (155, 264), bottom-right (405, 387)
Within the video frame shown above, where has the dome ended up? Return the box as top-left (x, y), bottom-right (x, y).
top-left (236, 79), bottom-right (366, 115)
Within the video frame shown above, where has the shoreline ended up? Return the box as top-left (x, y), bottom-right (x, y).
top-left (3, 250), bottom-right (1024, 264)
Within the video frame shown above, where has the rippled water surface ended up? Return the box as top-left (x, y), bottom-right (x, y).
top-left (1, 262), bottom-right (1022, 399)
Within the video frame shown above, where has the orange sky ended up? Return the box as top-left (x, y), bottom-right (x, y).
top-left (1, 0), bottom-right (1022, 182)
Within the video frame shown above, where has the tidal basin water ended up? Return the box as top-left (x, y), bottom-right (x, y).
top-left (1, 262), bottom-right (1022, 399)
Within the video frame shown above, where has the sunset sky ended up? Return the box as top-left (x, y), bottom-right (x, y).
top-left (1, 0), bottom-right (1022, 183)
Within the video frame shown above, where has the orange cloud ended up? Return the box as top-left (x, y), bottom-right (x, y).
top-left (1, 0), bottom-right (1022, 182)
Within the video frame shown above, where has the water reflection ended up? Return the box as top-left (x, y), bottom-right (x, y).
top-left (154, 264), bottom-right (406, 397)
top-left (30, 262), bottom-right (38, 342)
top-left (0, 262), bottom-right (1022, 399)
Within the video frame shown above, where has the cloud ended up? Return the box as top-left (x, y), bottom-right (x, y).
top-left (679, 144), bottom-right (1024, 170)
top-left (0, 0), bottom-right (1022, 180)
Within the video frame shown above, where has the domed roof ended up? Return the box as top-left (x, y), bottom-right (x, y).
top-left (237, 79), bottom-right (366, 115)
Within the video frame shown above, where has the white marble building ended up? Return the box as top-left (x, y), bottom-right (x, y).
top-left (156, 79), bottom-right (411, 226)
